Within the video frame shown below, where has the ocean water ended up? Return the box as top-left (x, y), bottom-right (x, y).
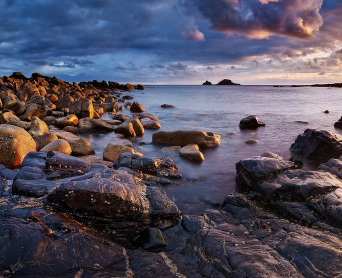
top-left (81, 85), bottom-right (342, 215)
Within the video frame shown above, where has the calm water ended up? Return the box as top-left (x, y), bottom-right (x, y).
top-left (82, 85), bottom-right (342, 215)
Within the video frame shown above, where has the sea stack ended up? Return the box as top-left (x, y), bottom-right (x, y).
top-left (202, 80), bottom-right (212, 85)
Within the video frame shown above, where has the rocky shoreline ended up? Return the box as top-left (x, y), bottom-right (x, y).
top-left (1, 72), bottom-right (342, 277)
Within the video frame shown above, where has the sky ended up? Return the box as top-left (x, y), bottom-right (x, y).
top-left (0, 0), bottom-right (341, 85)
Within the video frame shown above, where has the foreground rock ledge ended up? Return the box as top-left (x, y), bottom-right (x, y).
top-left (152, 130), bottom-right (221, 147)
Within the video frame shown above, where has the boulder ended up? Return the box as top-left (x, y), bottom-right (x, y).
top-left (290, 129), bottom-right (342, 164)
top-left (114, 153), bottom-right (180, 178)
top-left (78, 118), bottom-right (115, 131)
top-left (63, 126), bottom-right (79, 132)
top-left (140, 118), bottom-right (161, 130)
top-left (51, 130), bottom-right (80, 141)
top-left (0, 125), bottom-right (37, 168)
top-left (55, 95), bottom-right (74, 111)
top-left (19, 103), bottom-right (46, 121)
top-left (334, 117), bottom-right (342, 128)
top-left (113, 114), bottom-right (131, 122)
top-left (56, 114), bottom-right (79, 128)
top-left (179, 144), bottom-right (204, 162)
top-left (28, 116), bottom-right (49, 138)
top-left (40, 139), bottom-right (72, 155)
top-left (130, 102), bottom-right (146, 113)
top-left (68, 138), bottom-right (95, 156)
top-left (152, 130), bottom-right (221, 148)
top-left (133, 113), bottom-right (158, 121)
top-left (6, 120), bottom-right (30, 130)
top-left (239, 115), bottom-right (265, 128)
top-left (34, 132), bottom-right (58, 150)
top-left (69, 98), bottom-right (94, 118)
top-left (103, 144), bottom-right (143, 162)
top-left (1, 91), bottom-right (22, 111)
top-left (245, 139), bottom-right (258, 144)
top-left (114, 121), bottom-right (136, 137)
top-left (0, 112), bottom-right (20, 124)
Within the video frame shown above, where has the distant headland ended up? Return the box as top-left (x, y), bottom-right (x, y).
top-left (202, 79), bottom-right (240, 85)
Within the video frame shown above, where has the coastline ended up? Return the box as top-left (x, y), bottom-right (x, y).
top-left (1, 72), bottom-right (342, 276)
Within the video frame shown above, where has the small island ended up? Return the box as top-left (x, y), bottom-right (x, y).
top-left (202, 78), bottom-right (240, 85)
top-left (216, 79), bottom-right (240, 85)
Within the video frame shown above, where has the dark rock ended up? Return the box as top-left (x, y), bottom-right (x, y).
top-left (290, 129), bottom-right (342, 164)
top-left (216, 79), bottom-right (240, 85)
top-left (239, 115), bottom-right (265, 128)
top-left (114, 153), bottom-right (180, 178)
top-left (135, 84), bottom-right (145, 90)
top-left (133, 228), bottom-right (168, 250)
top-left (334, 117), bottom-right (342, 128)
top-left (202, 80), bottom-right (212, 85)
top-left (161, 104), bottom-right (176, 108)
top-left (21, 151), bottom-right (48, 169)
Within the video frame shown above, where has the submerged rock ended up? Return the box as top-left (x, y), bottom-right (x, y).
top-left (179, 144), bottom-right (204, 162)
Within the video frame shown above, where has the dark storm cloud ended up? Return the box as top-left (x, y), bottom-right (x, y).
top-left (179, 0), bottom-right (324, 39)
top-left (0, 0), bottom-right (340, 84)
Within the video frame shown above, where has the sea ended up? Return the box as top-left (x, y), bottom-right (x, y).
top-left (80, 85), bottom-right (342, 215)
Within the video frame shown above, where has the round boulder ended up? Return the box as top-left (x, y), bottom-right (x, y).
top-left (40, 139), bottom-right (72, 155)
top-left (179, 144), bottom-right (204, 162)
top-left (239, 115), bottom-right (265, 129)
top-left (103, 143), bottom-right (143, 162)
top-left (0, 125), bottom-right (37, 169)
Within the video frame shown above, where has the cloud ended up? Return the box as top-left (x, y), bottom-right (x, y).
top-left (167, 62), bottom-right (189, 75)
top-left (252, 59), bottom-right (263, 68)
top-left (150, 63), bottom-right (166, 69)
top-left (69, 58), bottom-right (94, 65)
top-left (283, 50), bottom-right (307, 58)
top-left (179, 0), bottom-right (324, 39)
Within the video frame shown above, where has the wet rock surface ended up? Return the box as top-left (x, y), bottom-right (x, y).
top-left (290, 129), bottom-right (342, 164)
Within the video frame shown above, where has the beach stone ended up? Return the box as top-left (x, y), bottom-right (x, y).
top-left (133, 113), bottom-right (158, 121)
top-left (49, 93), bottom-right (58, 102)
top-left (69, 98), bottom-right (94, 118)
top-left (113, 114), bottom-right (131, 122)
top-left (6, 120), bottom-right (31, 130)
top-left (290, 129), bottom-right (342, 163)
top-left (78, 155), bottom-right (113, 167)
top-left (0, 112), bottom-right (20, 124)
top-left (114, 121), bottom-right (136, 137)
top-left (179, 144), bottom-right (204, 162)
top-left (0, 124), bottom-right (37, 169)
top-left (19, 103), bottom-right (46, 121)
top-left (114, 153), bottom-right (179, 177)
top-left (78, 118), bottom-right (115, 131)
top-left (52, 111), bottom-right (64, 117)
top-left (130, 102), bottom-right (146, 113)
top-left (239, 115), bottom-right (265, 128)
top-left (28, 116), bottom-right (49, 138)
top-left (133, 228), bottom-right (168, 250)
top-left (63, 126), bottom-right (79, 132)
top-left (261, 152), bottom-right (284, 160)
top-left (56, 114), bottom-right (79, 128)
top-left (245, 139), bottom-right (258, 144)
top-left (152, 130), bottom-right (221, 148)
top-left (140, 118), bottom-right (161, 129)
top-left (42, 116), bottom-right (57, 123)
top-left (34, 132), bottom-right (58, 150)
top-left (161, 104), bottom-right (175, 109)
top-left (55, 95), bottom-right (74, 111)
top-left (68, 138), bottom-right (95, 156)
top-left (40, 139), bottom-right (72, 155)
top-left (103, 143), bottom-right (143, 162)
top-left (1, 91), bottom-right (22, 111)
top-left (51, 130), bottom-right (80, 141)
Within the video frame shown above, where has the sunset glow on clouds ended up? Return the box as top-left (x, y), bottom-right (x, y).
top-left (0, 0), bottom-right (340, 85)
